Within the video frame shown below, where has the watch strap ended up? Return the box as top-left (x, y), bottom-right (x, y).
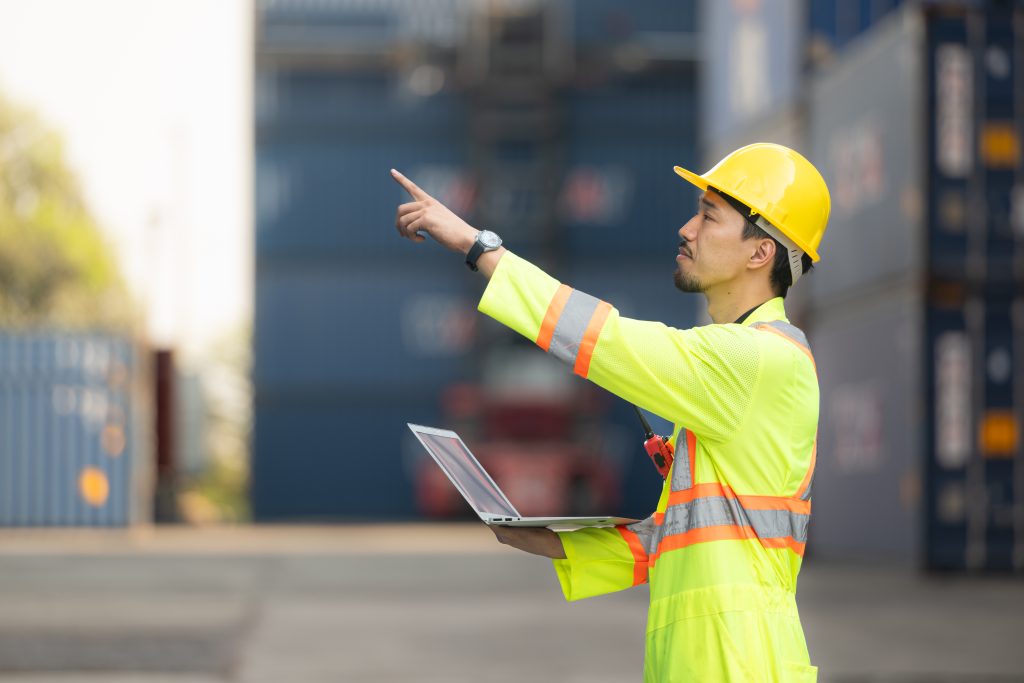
top-left (465, 232), bottom-right (501, 271)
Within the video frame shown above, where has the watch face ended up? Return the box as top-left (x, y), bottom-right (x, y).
top-left (479, 230), bottom-right (502, 249)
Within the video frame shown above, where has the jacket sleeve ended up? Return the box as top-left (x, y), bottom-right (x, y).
top-left (478, 252), bottom-right (761, 442)
top-left (554, 516), bottom-right (655, 601)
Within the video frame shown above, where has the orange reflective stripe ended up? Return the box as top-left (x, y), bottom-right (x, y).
top-left (795, 438), bottom-right (816, 500)
top-left (761, 536), bottom-right (807, 556)
top-left (757, 324), bottom-right (816, 372)
top-left (617, 526), bottom-right (649, 586)
top-left (736, 493), bottom-right (811, 514)
top-left (573, 301), bottom-right (612, 378)
top-left (536, 284), bottom-right (572, 351)
top-left (649, 525), bottom-right (806, 567)
top-left (650, 525), bottom-right (756, 565)
top-left (667, 483), bottom-right (811, 515)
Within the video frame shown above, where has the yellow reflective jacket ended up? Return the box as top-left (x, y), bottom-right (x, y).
top-left (478, 252), bottom-right (819, 682)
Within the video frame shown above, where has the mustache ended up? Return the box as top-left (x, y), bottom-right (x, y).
top-left (678, 241), bottom-right (693, 258)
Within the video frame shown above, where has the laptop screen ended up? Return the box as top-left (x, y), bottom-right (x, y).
top-left (410, 426), bottom-right (520, 519)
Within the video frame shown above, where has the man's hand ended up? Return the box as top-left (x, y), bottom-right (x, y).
top-left (391, 168), bottom-right (506, 276)
top-left (391, 168), bottom-right (478, 253)
top-left (490, 525), bottom-right (567, 559)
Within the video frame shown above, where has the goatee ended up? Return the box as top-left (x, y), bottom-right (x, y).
top-left (674, 267), bottom-right (704, 293)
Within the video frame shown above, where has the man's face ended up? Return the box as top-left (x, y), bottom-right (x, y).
top-left (674, 190), bottom-right (756, 293)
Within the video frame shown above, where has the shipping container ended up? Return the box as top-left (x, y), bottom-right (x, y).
top-left (258, 0), bottom-right (469, 55)
top-left (807, 4), bottom-right (1024, 305)
top-left (807, 0), bottom-right (906, 60)
top-left (799, 4), bottom-right (1024, 571)
top-left (256, 78), bottom-right (469, 262)
top-left (807, 284), bottom-right (925, 565)
top-left (254, 263), bottom-right (476, 393)
top-left (571, 1), bottom-right (695, 45)
top-left (252, 391), bottom-right (443, 520)
top-left (562, 78), bottom-right (699, 258)
top-left (925, 284), bottom-right (1022, 571)
top-left (699, 0), bottom-right (804, 148)
top-left (807, 9), bottom-right (926, 306)
top-left (252, 0), bottom-right (703, 520)
top-left (0, 333), bottom-right (148, 527)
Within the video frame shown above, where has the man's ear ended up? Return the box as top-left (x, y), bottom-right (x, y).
top-left (748, 238), bottom-right (776, 270)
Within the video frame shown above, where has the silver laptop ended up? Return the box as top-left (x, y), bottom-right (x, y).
top-left (408, 423), bottom-right (637, 530)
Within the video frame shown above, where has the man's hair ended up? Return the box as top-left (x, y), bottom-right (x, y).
top-left (741, 221), bottom-right (814, 298)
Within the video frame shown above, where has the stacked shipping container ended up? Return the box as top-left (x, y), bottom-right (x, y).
top-left (805, 5), bottom-right (1023, 570)
top-left (700, 1), bottom-right (1024, 571)
top-left (254, 0), bottom-right (471, 519)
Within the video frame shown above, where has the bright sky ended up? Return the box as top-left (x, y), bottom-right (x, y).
top-left (0, 0), bottom-right (251, 363)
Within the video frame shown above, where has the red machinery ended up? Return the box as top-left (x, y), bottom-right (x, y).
top-left (416, 381), bottom-right (621, 518)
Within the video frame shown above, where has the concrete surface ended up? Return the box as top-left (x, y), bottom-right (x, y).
top-left (0, 525), bottom-right (1020, 682)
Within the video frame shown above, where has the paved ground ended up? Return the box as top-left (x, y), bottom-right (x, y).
top-left (0, 525), bottom-right (1021, 682)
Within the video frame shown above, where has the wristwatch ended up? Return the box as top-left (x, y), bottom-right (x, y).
top-left (465, 230), bottom-right (503, 271)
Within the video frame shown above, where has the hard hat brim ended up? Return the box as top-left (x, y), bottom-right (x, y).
top-left (673, 166), bottom-right (708, 192)
top-left (672, 165), bottom-right (821, 262)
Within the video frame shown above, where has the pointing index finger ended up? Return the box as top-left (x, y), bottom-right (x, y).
top-left (390, 168), bottom-right (431, 201)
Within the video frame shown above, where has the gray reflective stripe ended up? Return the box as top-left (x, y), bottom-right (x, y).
top-left (548, 289), bottom-right (601, 367)
top-left (658, 495), bottom-right (809, 544)
top-left (670, 430), bottom-right (692, 492)
top-left (800, 475), bottom-right (813, 502)
top-left (753, 319), bottom-right (816, 502)
top-left (753, 320), bottom-right (810, 351)
top-left (626, 515), bottom-right (658, 556)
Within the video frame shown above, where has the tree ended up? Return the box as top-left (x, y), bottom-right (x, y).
top-left (0, 94), bottom-right (136, 330)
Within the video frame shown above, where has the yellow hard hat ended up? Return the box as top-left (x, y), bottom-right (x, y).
top-left (673, 143), bottom-right (831, 262)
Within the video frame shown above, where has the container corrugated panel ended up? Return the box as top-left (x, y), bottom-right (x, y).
top-left (572, 0), bottom-right (695, 43)
top-left (258, 0), bottom-right (469, 51)
top-left (806, 284), bottom-right (924, 565)
top-left (0, 334), bottom-right (140, 527)
top-left (808, 0), bottom-right (905, 55)
top-left (807, 9), bottom-right (925, 307)
top-left (563, 80), bottom-right (698, 258)
top-left (925, 8), bottom-right (1024, 284)
top-left (252, 391), bottom-right (443, 520)
top-left (926, 12), bottom-right (971, 280)
top-left (254, 263), bottom-right (476, 392)
top-left (257, 73), bottom-right (465, 134)
top-left (256, 138), bottom-right (468, 261)
top-left (700, 0), bottom-right (803, 146)
top-left (925, 286), bottom-right (1021, 571)
top-left (256, 74), bottom-right (468, 261)
top-left (975, 6), bottom-right (1019, 284)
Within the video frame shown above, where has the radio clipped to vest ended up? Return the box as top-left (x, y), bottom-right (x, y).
top-left (632, 405), bottom-right (674, 479)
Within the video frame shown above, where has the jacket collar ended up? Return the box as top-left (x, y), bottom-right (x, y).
top-left (739, 297), bottom-right (788, 327)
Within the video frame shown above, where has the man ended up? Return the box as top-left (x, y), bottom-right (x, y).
top-left (392, 142), bottom-right (829, 682)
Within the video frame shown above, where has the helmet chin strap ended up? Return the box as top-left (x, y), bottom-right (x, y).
top-left (753, 216), bottom-right (804, 286)
top-left (708, 188), bottom-right (806, 286)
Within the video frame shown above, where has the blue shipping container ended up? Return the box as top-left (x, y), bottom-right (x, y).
top-left (925, 287), bottom-right (1021, 571)
top-left (572, 0), bottom-right (695, 44)
top-left (563, 79), bottom-right (699, 258)
top-left (252, 392), bottom-right (444, 520)
top-left (254, 263), bottom-right (476, 393)
top-left (0, 334), bottom-right (142, 527)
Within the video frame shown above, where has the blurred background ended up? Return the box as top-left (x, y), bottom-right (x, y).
top-left (0, 0), bottom-right (1022, 681)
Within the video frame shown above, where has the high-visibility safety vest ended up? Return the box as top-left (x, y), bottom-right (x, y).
top-left (478, 252), bottom-right (819, 682)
